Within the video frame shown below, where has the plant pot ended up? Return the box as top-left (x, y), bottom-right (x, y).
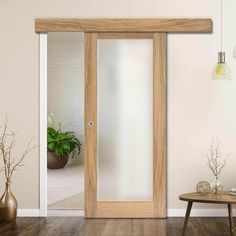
top-left (0, 183), bottom-right (18, 222)
top-left (47, 151), bottom-right (68, 169)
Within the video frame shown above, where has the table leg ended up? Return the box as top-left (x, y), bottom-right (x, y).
top-left (183, 201), bottom-right (193, 235)
top-left (228, 204), bottom-right (234, 236)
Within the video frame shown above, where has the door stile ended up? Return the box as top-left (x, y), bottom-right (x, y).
top-left (84, 33), bottom-right (98, 218)
top-left (153, 33), bottom-right (167, 217)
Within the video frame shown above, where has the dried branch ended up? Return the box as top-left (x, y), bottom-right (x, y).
top-left (205, 138), bottom-right (229, 177)
top-left (9, 138), bottom-right (37, 179)
top-left (0, 113), bottom-right (37, 184)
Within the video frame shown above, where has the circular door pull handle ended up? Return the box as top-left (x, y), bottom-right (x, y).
top-left (88, 121), bottom-right (94, 127)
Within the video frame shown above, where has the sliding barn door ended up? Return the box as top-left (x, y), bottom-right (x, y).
top-left (85, 32), bottom-right (166, 218)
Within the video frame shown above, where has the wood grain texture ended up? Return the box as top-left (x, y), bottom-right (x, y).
top-left (153, 33), bottom-right (167, 218)
top-left (179, 192), bottom-right (236, 204)
top-left (35, 18), bottom-right (213, 33)
top-left (96, 202), bottom-right (155, 218)
top-left (0, 217), bottom-right (234, 236)
top-left (97, 32), bottom-right (154, 39)
top-left (84, 33), bottom-right (97, 218)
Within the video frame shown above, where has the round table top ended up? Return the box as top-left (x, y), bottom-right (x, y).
top-left (179, 192), bottom-right (236, 204)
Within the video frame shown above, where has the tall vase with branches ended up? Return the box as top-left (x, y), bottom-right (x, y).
top-left (204, 138), bottom-right (230, 194)
top-left (0, 115), bottom-right (36, 222)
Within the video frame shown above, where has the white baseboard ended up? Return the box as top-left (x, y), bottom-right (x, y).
top-left (168, 208), bottom-right (236, 217)
top-left (17, 209), bottom-right (40, 217)
top-left (17, 209), bottom-right (84, 217)
top-left (17, 208), bottom-right (235, 217)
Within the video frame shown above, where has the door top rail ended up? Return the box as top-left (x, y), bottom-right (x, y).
top-left (35, 18), bottom-right (212, 33)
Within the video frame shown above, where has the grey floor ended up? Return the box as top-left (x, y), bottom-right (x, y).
top-left (47, 163), bottom-right (84, 209)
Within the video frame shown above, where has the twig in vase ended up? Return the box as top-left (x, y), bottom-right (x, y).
top-left (0, 113), bottom-right (37, 184)
top-left (203, 138), bottom-right (230, 193)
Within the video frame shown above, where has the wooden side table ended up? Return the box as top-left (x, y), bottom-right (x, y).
top-left (179, 192), bottom-right (236, 236)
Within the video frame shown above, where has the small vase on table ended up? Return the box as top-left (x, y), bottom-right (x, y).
top-left (211, 176), bottom-right (223, 194)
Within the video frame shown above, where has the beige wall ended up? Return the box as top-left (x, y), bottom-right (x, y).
top-left (0, 0), bottom-right (236, 210)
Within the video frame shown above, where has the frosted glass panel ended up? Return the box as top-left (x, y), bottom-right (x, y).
top-left (97, 39), bottom-right (153, 201)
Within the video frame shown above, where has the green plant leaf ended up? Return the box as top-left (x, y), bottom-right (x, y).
top-left (47, 127), bottom-right (82, 159)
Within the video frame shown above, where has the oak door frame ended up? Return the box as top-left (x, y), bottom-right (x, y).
top-left (84, 32), bottom-right (167, 218)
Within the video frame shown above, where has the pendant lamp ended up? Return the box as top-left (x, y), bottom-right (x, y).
top-left (212, 0), bottom-right (231, 80)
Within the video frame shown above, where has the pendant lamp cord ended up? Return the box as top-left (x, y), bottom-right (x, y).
top-left (221, 0), bottom-right (223, 52)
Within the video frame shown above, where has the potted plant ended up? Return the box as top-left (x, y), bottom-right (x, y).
top-left (47, 114), bottom-right (81, 169)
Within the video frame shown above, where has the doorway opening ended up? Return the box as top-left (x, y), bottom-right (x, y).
top-left (45, 32), bottom-right (85, 216)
